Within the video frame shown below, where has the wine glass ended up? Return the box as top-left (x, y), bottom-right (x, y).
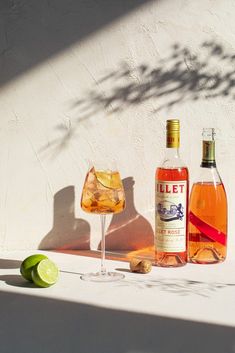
top-left (80, 161), bottom-right (126, 282)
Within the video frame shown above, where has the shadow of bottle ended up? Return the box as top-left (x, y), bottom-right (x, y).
top-left (103, 177), bottom-right (154, 251)
top-left (39, 186), bottom-right (90, 250)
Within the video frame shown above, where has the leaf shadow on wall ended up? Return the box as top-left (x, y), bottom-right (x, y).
top-left (71, 41), bottom-right (235, 116)
top-left (98, 177), bottom-right (154, 251)
top-left (39, 186), bottom-right (90, 250)
top-left (40, 40), bottom-right (235, 156)
top-left (40, 40), bottom-right (235, 157)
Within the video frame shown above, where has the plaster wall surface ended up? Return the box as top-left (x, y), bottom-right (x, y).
top-left (0, 0), bottom-right (234, 256)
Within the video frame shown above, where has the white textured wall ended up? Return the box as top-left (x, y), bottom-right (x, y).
top-left (0, 0), bottom-right (234, 256)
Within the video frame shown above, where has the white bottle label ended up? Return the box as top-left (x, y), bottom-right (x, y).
top-left (155, 180), bottom-right (187, 252)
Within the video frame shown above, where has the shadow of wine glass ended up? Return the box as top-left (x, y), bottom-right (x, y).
top-left (39, 186), bottom-right (90, 250)
top-left (101, 176), bottom-right (154, 251)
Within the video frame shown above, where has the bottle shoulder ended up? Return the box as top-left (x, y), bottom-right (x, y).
top-left (156, 166), bottom-right (189, 181)
top-left (193, 166), bottom-right (222, 184)
top-left (160, 155), bottom-right (187, 169)
top-left (156, 149), bottom-right (188, 181)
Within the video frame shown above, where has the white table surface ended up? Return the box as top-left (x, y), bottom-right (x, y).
top-left (0, 250), bottom-right (235, 353)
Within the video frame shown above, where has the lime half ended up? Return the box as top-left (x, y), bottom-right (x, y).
top-left (32, 259), bottom-right (59, 288)
top-left (20, 254), bottom-right (48, 282)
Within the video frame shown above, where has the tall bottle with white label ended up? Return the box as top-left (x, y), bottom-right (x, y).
top-left (155, 119), bottom-right (189, 267)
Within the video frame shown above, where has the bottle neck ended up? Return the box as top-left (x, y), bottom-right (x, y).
top-left (161, 146), bottom-right (186, 169)
top-left (165, 125), bottom-right (181, 160)
top-left (201, 140), bottom-right (216, 168)
top-left (166, 126), bottom-right (180, 158)
top-left (161, 121), bottom-right (185, 168)
top-left (166, 128), bottom-right (180, 149)
top-left (165, 147), bottom-right (180, 159)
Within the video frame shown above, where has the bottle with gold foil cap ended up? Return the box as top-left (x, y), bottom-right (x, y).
top-left (155, 119), bottom-right (189, 267)
top-left (188, 128), bottom-right (227, 264)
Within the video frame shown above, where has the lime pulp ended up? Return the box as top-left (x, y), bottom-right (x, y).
top-left (31, 259), bottom-right (59, 288)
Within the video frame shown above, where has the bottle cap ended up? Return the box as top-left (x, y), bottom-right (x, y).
top-left (167, 119), bottom-right (180, 131)
top-left (202, 128), bottom-right (216, 141)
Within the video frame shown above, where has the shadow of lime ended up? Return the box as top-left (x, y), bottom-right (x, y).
top-left (0, 275), bottom-right (38, 288)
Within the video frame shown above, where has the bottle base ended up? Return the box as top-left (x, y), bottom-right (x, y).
top-left (155, 253), bottom-right (187, 267)
top-left (188, 246), bottom-right (226, 264)
top-left (189, 259), bottom-right (225, 264)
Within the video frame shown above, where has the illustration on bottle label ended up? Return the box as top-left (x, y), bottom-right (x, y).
top-left (155, 180), bottom-right (187, 252)
top-left (157, 201), bottom-right (184, 222)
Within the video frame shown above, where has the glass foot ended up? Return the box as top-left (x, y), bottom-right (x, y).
top-left (81, 271), bottom-right (125, 282)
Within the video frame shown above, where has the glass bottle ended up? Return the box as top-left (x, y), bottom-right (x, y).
top-left (155, 119), bottom-right (189, 267)
top-left (188, 128), bottom-right (227, 264)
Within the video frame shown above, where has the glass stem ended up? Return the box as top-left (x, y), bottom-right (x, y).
top-left (100, 214), bottom-right (106, 274)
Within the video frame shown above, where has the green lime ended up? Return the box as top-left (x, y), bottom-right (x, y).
top-left (31, 259), bottom-right (59, 288)
top-left (20, 254), bottom-right (48, 281)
